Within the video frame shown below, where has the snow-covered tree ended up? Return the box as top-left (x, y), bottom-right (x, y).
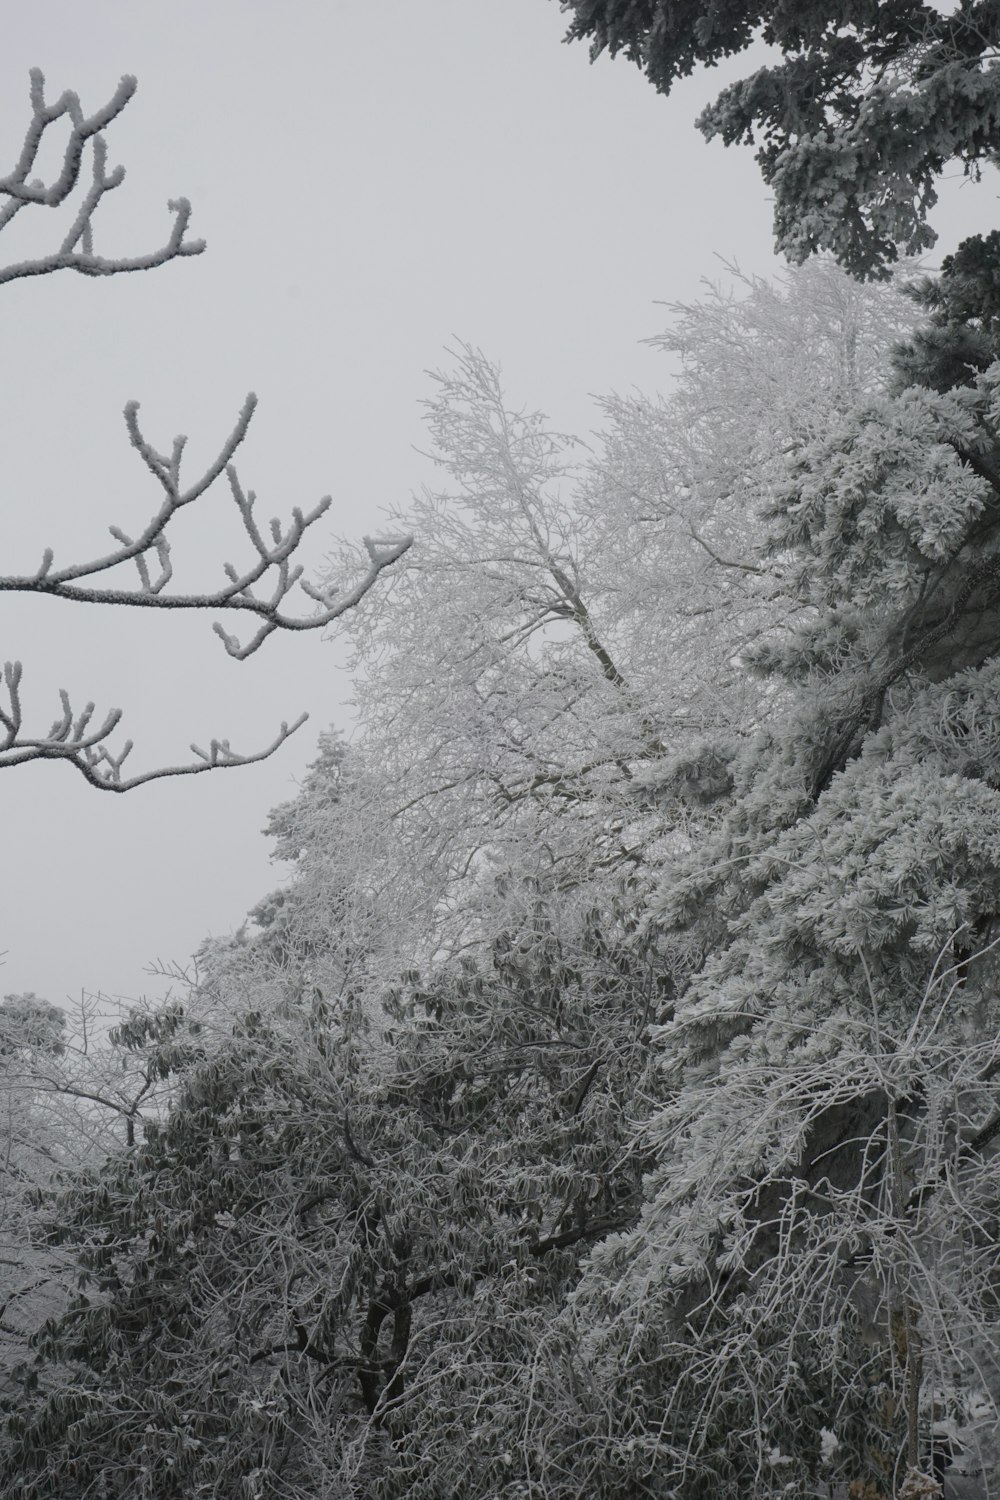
top-left (518, 235), bottom-right (1000, 1498)
top-left (305, 267), bottom-right (915, 981)
top-left (14, 5), bottom-right (1000, 1493)
top-left (0, 906), bottom-right (666, 1498)
top-left (0, 990), bottom-right (163, 1420)
top-left (0, 256), bottom-right (930, 1499)
top-left (557, 0), bottom-right (1000, 277)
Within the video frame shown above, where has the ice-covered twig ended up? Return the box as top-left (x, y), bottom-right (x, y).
top-left (0, 69), bottom-right (410, 790)
top-left (0, 394), bottom-right (412, 658)
top-left (0, 68), bottom-right (204, 284)
top-left (0, 384), bottom-right (408, 797)
top-left (0, 660), bottom-right (309, 791)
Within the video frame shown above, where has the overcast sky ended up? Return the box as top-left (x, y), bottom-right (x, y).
top-left (1, 1), bottom-right (996, 1015)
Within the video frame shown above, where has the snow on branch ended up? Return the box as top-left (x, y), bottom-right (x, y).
top-left (1, 392), bottom-right (411, 656)
top-left (0, 658), bottom-right (309, 791)
top-left (0, 67), bottom-right (412, 789)
top-left (0, 395), bottom-right (411, 788)
top-left (0, 68), bottom-right (204, 283)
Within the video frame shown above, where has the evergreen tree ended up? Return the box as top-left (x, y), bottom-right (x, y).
top-left (0, 906), bottom-right (662, 1498)
top-left (520, 252), bottom-right (1000, 1496)
top-left (0, 262), bottom-right (951, 1498)
top-left (556, 0), bottom-right (1000, 276)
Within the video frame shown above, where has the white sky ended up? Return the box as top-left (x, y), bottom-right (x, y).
top-left (1, 1), bottom-right (995, 1013)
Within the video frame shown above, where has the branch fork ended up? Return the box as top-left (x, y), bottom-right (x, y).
top-left (0, 69), bottom-right (411, 789)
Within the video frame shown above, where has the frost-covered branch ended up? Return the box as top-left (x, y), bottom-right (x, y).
top-left (0, 392), bottom-right (410, 788)
top-left (0, 68), bottom-right (412, 789)
top-left (0, 659), bottom-right (310, 791)
top-left (1, 392), bottom-right (411, 657)
top-left (0, 68), bottom-right (204, 283)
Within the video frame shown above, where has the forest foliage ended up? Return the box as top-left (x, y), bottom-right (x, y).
top-left (558, 0), bottom-right (1000, 278)
top-left (5, 10), bottom-right (1000, 1499)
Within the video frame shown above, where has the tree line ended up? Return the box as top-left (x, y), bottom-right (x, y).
top-left (4, 6), bottom-right (1000, 1495)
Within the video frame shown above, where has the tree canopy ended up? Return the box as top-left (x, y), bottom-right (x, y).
top-left (557, 0), bottom-right (1000, 276)
top-left (11, 12), bottom-right (1000, 1498)
top-left (0, 70), bottom-right (409, 790)
top-left (14, 255), bottom-right (991, 1500)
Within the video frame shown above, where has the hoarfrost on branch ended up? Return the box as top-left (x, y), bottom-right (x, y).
top-left (0, 69), bottom-right (411, 788)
